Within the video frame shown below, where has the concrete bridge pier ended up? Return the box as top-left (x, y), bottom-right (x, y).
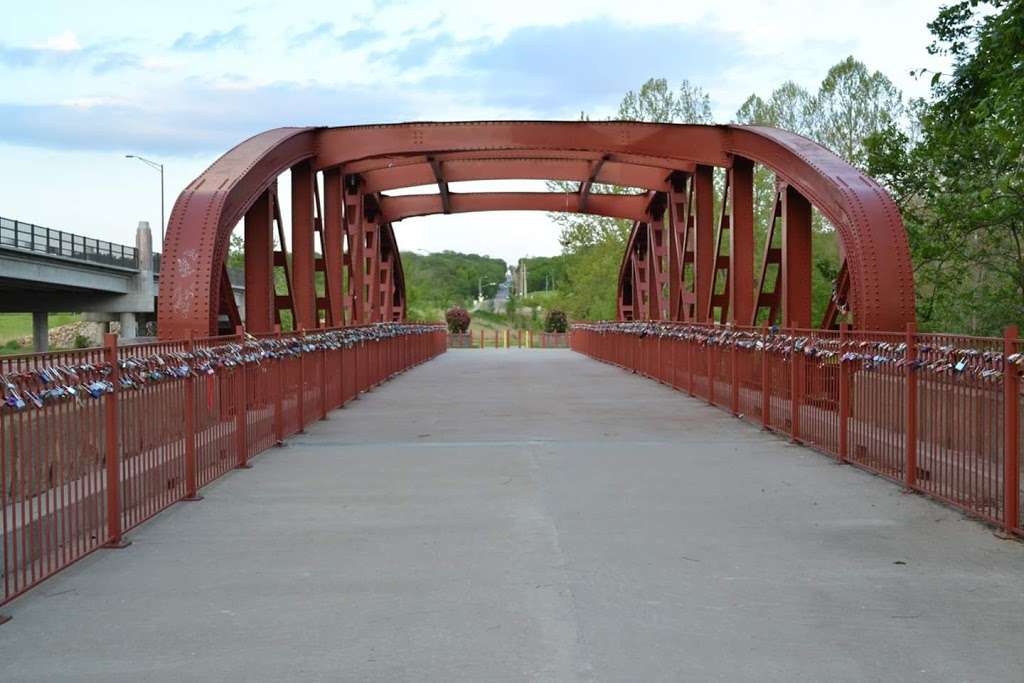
top-left (81, 220), bottom-right (154, 342)
top-left (31, 311), bottom-right (48, 352)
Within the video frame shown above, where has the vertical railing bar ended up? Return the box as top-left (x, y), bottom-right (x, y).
top-left (1004, 326), bottom-right (1020, 532)
top-left (102, 333), bottom-right (130, 549)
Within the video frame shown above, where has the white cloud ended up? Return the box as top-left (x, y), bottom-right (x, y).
top-left (34, 30), bottom-right (80, 52)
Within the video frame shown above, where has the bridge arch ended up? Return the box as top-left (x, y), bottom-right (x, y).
top-left (157, 122), bottom-right (914, 339)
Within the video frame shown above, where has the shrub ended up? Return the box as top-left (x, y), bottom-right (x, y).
top-left (74, 334), bottom-right (91, 349)
top-left (445, 306), bottom-right (471, 333)
top-left (4, 339), bottom-right (21, 350)
top-left (544, 309), bottom-right (568, 333)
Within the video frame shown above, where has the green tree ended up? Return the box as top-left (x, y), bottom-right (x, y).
top-left (866, 0), bottom-right (1024, 333)
top-left (812, 57), bottom-right (905, 170)
top-left (402, 250), bottom-right (507, 313)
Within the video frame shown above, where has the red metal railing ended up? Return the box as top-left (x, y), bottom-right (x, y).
top-left (572, 322), bottom-right (1023, 538)
top-left (1, 323), bottom-right (446, 609)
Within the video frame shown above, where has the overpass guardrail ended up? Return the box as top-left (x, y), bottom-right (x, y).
top-left (0, 322), bottom-right (447, 613)
top-left (571, 321), bottom-right (1023, 539)
top-left (0, 216), bottom-right (137, 270)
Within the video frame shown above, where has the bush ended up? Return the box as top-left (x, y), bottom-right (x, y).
top-left (74, 334), bottom-right (91, 349)
top-left (4, 339), bottom-right (21, 350)
top-left (445, 306), bottom-right (471, 333)
top-left (544, 309), bottom-right (568, 333)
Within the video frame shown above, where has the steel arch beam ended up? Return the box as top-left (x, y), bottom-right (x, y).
top-left (158, 121), bottom-right (914, 338)
top-left (361, 158), bottom-right (676, 193)
top-left (343, 149), bottom-right (699, 175)
top-left (378, 191), bottom-right (654, 223)
top-left (159, 127), bottom-right (315, 339)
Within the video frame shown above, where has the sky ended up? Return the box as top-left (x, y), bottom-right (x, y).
top-left (0, 0), bottom-right (949, 265)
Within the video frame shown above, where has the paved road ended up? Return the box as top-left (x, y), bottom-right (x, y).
top-left (2, 350), bottom-right (1023, 682)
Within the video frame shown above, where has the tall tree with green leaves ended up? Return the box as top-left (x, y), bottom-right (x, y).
top-left (812, 57), bottom-right (905, 170)
top-left (866, 0), bottom-right (1024, 333)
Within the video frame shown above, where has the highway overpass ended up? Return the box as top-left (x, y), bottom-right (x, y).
top-left (0, 216), bottom-right (243, 349)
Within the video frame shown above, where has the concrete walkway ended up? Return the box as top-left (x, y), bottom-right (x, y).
top-left (2, 350), bottom-right (1022, 682)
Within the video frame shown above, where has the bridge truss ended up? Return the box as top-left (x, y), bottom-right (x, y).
top-left (157, 122), bottom-right (915, 338)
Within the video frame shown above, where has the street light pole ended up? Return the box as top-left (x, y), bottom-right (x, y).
top-left (125, 155), bottom-right (165, 249)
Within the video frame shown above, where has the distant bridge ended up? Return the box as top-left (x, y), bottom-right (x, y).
top-left (0, 216), bottom-right (243, 349)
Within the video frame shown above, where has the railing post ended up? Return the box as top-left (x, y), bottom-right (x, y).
top-left (657, 334), bottom-right (664, 383)
top-left (687, 334), bottom-right (695, 397)
top-left (183, 330), bottom-right (202, 500)
top-left (235, 325), bottom-right (250, 469)
top-left (790, 334), bottom-right (801, 443)
top-left (707, 339), bottom-right (715, 405)
top-left (761, 325), bottom-right (770, 429)
top-left (904, 322), bottom-right (917, 489)
top-left (320, 339), bottom-right (328, 420)
top-left (297, 327), bottom-right (306, 432)
top-left (730, 334), bottom-right (740, 416)
top-left (838, 322), bottom-right (850, 463)
top-left (274, 325), bottom-right (284, 445)
top-left (102, 333), bottom-right (130, 548)
top-left (1003, 325), bottom-right (1019, 532)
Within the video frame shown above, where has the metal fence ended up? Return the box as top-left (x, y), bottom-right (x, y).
top-left (0, 216), bottom-right (137, 269)
top-left (571, 322), bottom-right (1023, 538)
top-left (447, 330), bottom-right (570, 349)
top-left (0, 324), bottom-right (447, 609)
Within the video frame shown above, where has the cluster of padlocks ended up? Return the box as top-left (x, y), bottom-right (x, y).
top-left (1, 322), bottom-right (443, 412)
top-left (571, 322), bottom-right (1022, 383)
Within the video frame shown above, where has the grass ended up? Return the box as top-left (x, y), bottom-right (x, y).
top-left (0, 313), bottom-right (81, 342)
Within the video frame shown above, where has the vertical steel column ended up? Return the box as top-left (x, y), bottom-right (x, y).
top-left (362, 204), bottom-right (381, 324)
top-left (244, 188), bottom-right (275, 334)
top-left (693, 165), bottom-right (715, 322)
top-left (782, 186), bottom-right (812, 328)
top-left (729, 157), bottom-right (754, 325)
top-left (666, 174), bottom-right (688, 320)
top-left (1004, 326), bottom-right (1020, 532)
top-left (291, 161), bottom-right (317, 330)
top-left (103, 333), bottom-right (130, 548)
top-left (346, 180), bottom-right (366, 324)
top-left (323, 168), bottom-right (344, 327)
top-left (904, 323), bottom-right (918, 488)
top-left (790, 344), bottom-right (802, 443)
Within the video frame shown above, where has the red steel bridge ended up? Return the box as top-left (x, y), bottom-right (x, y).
top-left (157, 121), bottom-right (914, 338)
top-left (1, 122), bottom-right (1022, 678)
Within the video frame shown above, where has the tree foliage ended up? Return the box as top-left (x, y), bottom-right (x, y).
top-left (866, 0), bottom-right (1024, 333)
top-left (402, 250), bottom-right (507, 312)
top-left (517, 255), bottom-right (568, 293)
top-left (544, 309), bottom-right (568, 333)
